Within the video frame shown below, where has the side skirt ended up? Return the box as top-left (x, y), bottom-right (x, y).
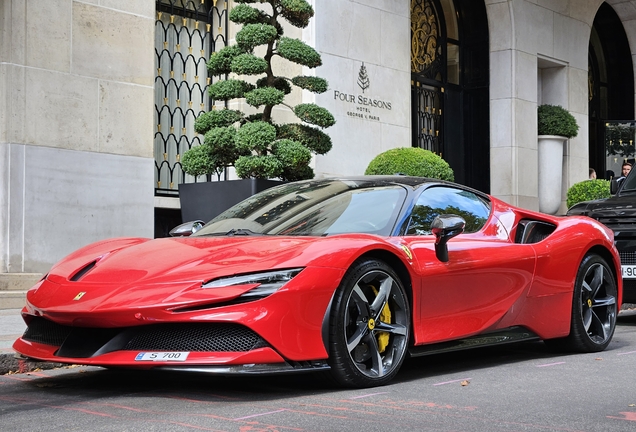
top-left (408, 326), bottom-right (540, 357)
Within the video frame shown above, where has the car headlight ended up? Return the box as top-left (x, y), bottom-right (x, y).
top-left (202, 268), bottom-right (304, 300)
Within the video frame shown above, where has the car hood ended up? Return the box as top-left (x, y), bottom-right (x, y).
top-left (48, 236), bottom-right (321, 285)
top-left (568, 194), bottom-right (636, 218)
top-left (26, 235), bottom-right (384, 318)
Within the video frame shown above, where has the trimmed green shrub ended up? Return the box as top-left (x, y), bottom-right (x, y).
top-left (566, 179), bottom-right (610, 208)
top-left (235, 24), bottom-right (278, 51)
top-left (235, 155), bottom-right (283, 179)
top-left (280, 0), bottom-right (314, 28)
top-left (194, 109), bottom-right (243, 133)
top-left (181, 144), bottom-right (218, 178)
top-left (277, 123), bottom-right (332, 154)
top-left (293, 104), bottom-right (336, 128)
top-left (235, 122), bottom-right (277, 153)
top-left (538, 104), bottom-right (579, 138)
top-left (365, 147), bottom-right (455, 181)
top-left (245, 87), bottom-right (286, 108)
top-left (208, 79), bottom-right (253, 100)
top-left (228, 4), bottom-right (265, 24)
top-left (182, 0), bottom-right (334, 181)
top-left (277, 37), bottom-right (322, 68)
top-left (291, 76), bottom-right (328, 93)
top-left (231, 53), bottom-right (268, 75)
top-left (206, 45), bottom-right (244, 76)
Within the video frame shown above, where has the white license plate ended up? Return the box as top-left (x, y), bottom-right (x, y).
top-left (135, 352), bottom-right (190, 362)
top-left (621, 265), bottom-right (636, 279)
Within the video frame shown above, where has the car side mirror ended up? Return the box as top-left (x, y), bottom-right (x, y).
top-left (169, 220), bottom-right (205, 237)
top-left (610, 179), bottom-right (620, 195)
top-left (431, 215), bottom-right (465, 263)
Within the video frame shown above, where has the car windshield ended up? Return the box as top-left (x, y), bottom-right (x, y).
top-left (193, 179), bottom-right (408, 237)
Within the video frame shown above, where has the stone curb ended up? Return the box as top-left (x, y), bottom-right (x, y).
top-left (0, 352), bottom-right (64, 375)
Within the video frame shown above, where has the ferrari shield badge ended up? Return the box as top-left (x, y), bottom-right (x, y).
top-left (400, 244), bottom-right (413, 260)
top-left (73, 292), bottom-right (86, 301)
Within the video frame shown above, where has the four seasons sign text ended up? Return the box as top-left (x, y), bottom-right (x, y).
top-left (332, 62), bottom-right (393, 122)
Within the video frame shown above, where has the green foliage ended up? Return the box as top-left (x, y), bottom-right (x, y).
top-left (235, 155), bottom-right (284, 179)
top-left (272, 139), bottom-right (312, 168)
top-left (194, 109), bottom-right (244, 134)
top-left (208, 79), bottom-right (253, 100)
top-left (229, 4), bottom-right (265, 24)
top-left (294, 104), bottom-right (336, 128)
top-left (256, 77), bottom-right (292, 94)
top-left (277, 123), bottom-right (332, 154)
top-left (236, 24), bottom-right (278, 51)
top-left (280, 0), bottom-right (314, 28)
top-left (204, 126), bottom-right (247, 168)
top-left (245, 87), bottom-right (286, 108)
top-left (207, 45), bottom-right (244, 76)
top-left (181, 144), bottom-right (219, 178)
top-left (184, 0), bottom-right (333, 180)
top-left (538, 104), bottom-right (579, 138)
top-left (277, 37), bottom-right (322, 68)
top-left (236, 122), bottom-right (277, 154)
top-left (365, 147), bottom-right (455, 181)
top-left (231, 53), bottom-right (268, 75)
top-left (566, 179), bottom-right (611, 208)
top-left (291, 76), bottom-right (328, 93)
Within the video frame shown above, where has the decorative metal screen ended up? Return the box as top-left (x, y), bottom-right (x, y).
top-left (411, 0), bottom-right (443, 80)
top-left (411, 0), bottom-right (444, 154)
top-left (413, 82), bottom-right (443, 154)
top-left (154, 0), bottom-right (228, 195)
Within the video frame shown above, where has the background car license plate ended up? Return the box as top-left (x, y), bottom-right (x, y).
top-left (621, 265), bottom-right (636, 279)
top-left (135, 352), bottom-right (189, 362)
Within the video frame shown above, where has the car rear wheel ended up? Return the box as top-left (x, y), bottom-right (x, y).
top-left (327, 259), bottom-right (410, 387)
top-left (547, 254), bottom-right (617, 352)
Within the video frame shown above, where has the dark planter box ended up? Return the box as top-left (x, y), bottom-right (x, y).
top-left (178, 179), bottom-right (284, 223)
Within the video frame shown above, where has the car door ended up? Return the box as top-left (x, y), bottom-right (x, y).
top-left (401, 186), bottom-right (536, 345)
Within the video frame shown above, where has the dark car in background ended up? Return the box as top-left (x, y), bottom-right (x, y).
top-left (567, 170), bottom-right (636, 303)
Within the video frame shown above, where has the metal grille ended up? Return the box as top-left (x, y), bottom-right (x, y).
top-left (620, 251), bottom-right (636, 265)
top-left (23, 317), bottom-right (269, 353)
top-left (597, 217), bottom-right (636, 227)
top-left (411, 0), bottom-right (443, 79)
top-left (124, 323), bottom-right (270, 352)
top-left (23, 318), bottom-right (73, 347)
top-left (412, 82), bottom-right (443, 154)
top-left (154, 0), bottom-right (228, 195)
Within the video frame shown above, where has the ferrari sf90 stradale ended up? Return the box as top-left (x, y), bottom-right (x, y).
top-left (14, 177), bottom-right (621, 387)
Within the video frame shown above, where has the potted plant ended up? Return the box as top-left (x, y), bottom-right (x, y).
top-left (179, 0), bottom-right (335, 222)
top-left (537, 104), bottom-right (579, 214)
top-left (364, 147), bottom-right (454, 180)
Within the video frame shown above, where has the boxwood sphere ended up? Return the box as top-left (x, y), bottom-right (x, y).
top-left (365, 147), bottom-right (454, 181)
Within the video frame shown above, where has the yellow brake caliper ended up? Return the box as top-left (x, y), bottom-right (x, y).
top-left (371, 285), bottom-right (391, 353)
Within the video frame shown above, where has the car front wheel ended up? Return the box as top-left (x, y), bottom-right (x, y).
top-left (327, 258), bottom-right (410, 388)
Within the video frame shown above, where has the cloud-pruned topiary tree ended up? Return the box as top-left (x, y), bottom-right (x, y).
top-left (182, 0), bottom-right (335, 181)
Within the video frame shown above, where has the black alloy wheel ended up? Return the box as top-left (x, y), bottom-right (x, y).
top-left (328, 259), bottom-right (410, 387)
top-left (547, 253), bottom-right (617, 352)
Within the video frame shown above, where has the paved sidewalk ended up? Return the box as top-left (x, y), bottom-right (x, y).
top-left (0, 309), bottom-right (25, 354)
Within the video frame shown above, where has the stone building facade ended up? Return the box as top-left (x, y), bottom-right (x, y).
top-left (1, 0), bottom-right (636, 284)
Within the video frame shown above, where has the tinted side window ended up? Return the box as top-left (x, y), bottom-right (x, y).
top-left (406, 187), bottom-right (491, 235)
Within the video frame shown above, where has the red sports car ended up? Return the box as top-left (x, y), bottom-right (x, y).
top-left (13, 176), bottom-right (621, 387)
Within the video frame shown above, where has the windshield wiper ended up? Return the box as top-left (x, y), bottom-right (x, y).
top-left (225, 229), bottom-right (264, 236)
